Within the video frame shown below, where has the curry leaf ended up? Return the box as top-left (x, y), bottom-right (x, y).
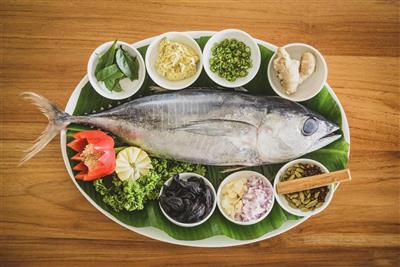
top-left (104, 79), bottom-right (117, 91)
top-left (95, 40), bottom-right (118, 75)
top-left (104, 76), bottom-right (125, 92)
top-left (96, 64), bottom-right (124, 82)
top-left (116, 46), bottom-right (139, 81)
top-left (112, 81), bottom-right (123, 92)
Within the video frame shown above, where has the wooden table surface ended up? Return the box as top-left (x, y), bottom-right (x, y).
top-left (1, 0), bottom-right (399, 266)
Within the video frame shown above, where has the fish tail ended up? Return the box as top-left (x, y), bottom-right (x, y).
top-left (19, 92), bottom-right (72, 166)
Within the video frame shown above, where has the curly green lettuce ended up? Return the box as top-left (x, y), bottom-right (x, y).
top-left (94, 158), bottom-right (206, 212)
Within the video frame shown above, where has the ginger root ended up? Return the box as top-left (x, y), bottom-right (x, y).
top-left (273, 48), bottom-right (316, 95)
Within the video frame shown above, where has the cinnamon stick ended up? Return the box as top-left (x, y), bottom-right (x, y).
top-left (276, 169), bottom-right (351, 194)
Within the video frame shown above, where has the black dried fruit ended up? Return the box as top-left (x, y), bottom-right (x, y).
top-left (189, 203), bottom-right (206, 221)
top-left (204, 186), bottom-right (213, 208)
top-left (188, 176), bottom-right (203, 184)
top-left (159, 174), bottom-right (215, 224)
top-left (182, 181), bottom-right (202, 195)
top-left (164, 197), bottom-right (184, 212)
top-left (183, 198), bottom-right (193, 209)
top-left (180, 191), bottom-right (196, 200)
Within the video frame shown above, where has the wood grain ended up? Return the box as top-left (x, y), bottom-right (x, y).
top-left (0, 0), bottom-right (399, 266)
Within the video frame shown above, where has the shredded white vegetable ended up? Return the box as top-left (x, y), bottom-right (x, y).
top-left (156, 38), bottom-right (199, 81)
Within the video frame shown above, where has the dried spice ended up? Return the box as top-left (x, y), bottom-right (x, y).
top-left (281, 163), bottom-right (329, 212)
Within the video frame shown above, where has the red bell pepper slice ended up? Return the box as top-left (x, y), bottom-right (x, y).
top-left (67, 130), bottom-right (115, 181)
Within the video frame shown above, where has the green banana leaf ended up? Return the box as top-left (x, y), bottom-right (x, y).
top-left (66, 36), bottom-right (349, 241)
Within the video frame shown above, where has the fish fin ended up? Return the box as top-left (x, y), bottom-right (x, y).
top-left (233, 87), bottom-right (248, 92)
top-left (19, 92), bottom-right (71, 166)
top-left (221, 166), bottom-right (248, 173)
top-left (150, 85), bottom-right (238, 93)
top-left (149, 85), bottom-right (169, 93)
top-left (149, 85), bottom-right (248, 93)
top-left (211, 86), bottom-right (248, 92)
top-left (173, 119), bottom-right (256, 137)
top-left (193, 86), bottom-right (248, 92)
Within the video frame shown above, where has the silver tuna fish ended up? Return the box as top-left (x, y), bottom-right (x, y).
top-left (21, 89), bottom-right (341, 166)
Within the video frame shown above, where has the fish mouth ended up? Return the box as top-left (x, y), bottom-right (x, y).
top-left (318, 125), bottom-right (342, 146)
top-left (320, 131), bottom-right (341, 143)
top-left (310, 124), bottom-right (342, 152)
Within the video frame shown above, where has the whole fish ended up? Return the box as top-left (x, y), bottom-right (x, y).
top-left (21, 89), bottom-right (341, 166)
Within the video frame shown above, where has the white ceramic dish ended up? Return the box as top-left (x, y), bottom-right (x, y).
top-left (203, 29), bottom-right (261, 88)
top-left (145, 32), bottom-right (203, 90)
top-left (60, 31), bottom-right (350, 247)
top-left (217, 171), bottom-right (274, 226)
top-left (159, 172), bottom-right (216, 227)
top-left (267, 43), bottom-right (327, 102)
top-left (273, 158), bottom-right (334, 217)
top-left (87, 41), bottom-right (146, 100)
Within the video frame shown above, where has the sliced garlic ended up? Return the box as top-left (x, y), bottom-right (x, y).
top-left (220, 177), bottom-right (249, 219)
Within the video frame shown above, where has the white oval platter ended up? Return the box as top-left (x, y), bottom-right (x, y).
top-left (60, 31), bottom-right (350, 247)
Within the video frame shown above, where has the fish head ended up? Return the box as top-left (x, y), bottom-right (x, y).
top-left (257, 104), bottom-right (341, 163)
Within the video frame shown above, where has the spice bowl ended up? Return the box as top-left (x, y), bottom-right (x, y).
top-left (267, 43), bottom-right (327, 102)
top-left (87, 41), bottom-right (146, 100)
top-left (273, 158), bottom-right (335, 217)
top-left (217, 171), bottom-right (275, 226)
top-left (145, 32), bottom-right (203, 90)
top-left (203, 29), bottom-right (261, 88)
top-left (159, 172), bottom-right (216, 227)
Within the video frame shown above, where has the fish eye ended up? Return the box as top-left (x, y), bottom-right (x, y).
top-left (302, 117), bottom-right (319, 136)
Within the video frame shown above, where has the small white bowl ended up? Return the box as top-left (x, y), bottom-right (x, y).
top-left (267, 43), bottom-right (328, 102)
top-left (145, 32), bottom-right (203, 90)
top-left (159, 172), bottom-right (216, 227)
top-left (217, 171), bottom-right (275, 226)
top-left (273, 158), bottom-right (334, 217)
top-left (87, 41), bottom-right (146, 100)
top-left (203, 29), bottom-right (261, 88)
